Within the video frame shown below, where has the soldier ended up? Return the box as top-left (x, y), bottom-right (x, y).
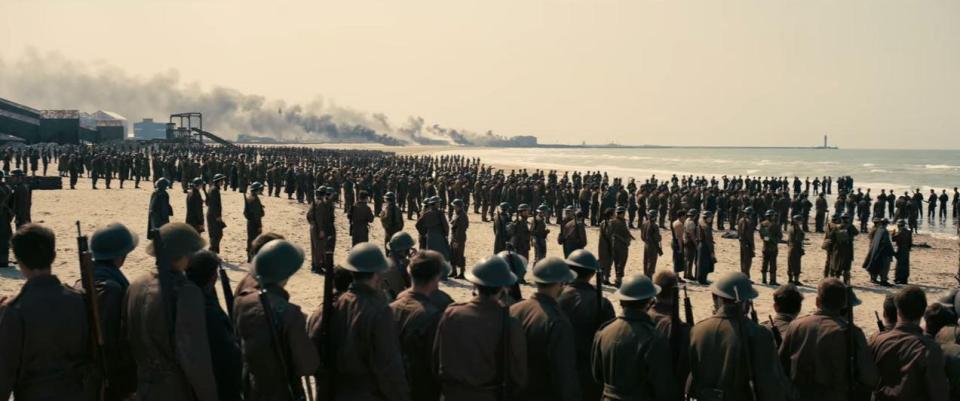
top-left (510, 257), bottom-right (581, 401)
top-left (892, 220), bottom-right (913, 285)
top-left (864, 218), bottom-right (895, 286)
top-left (778, 279), bottom-right (877, 401)
top-left (814, 192), bottom-right (828, 233)
top-left (147, 178), bottom-right (173, 240)
top-left (738, 207), bottom-right (757, 279)
top-left (558, 250), bottom-right (615, 401)
top-left (390, 250), bottom-right (449, 401)
top-left (69, 154), bottom-right (81, 189)
top-left (449, 199), bottom-right (469, 278)
top-left (11, 170), bottom-right (31, 228)
top-left (383, 232), bottom-right (415, 300)
top-left (695, 211), bottom-right (717, 285)
top-left (786, 214), bottom-right (805, 285)
top-left (206, 174), bottom-right (226, 254)
top-left (185, 177), bottom-right (205, 234)
top-left (560, 209), bottom-right (588, 257)
top-left (762, 284), bottom-right (802, 347)
top-left (687, 271), bottom-right (788, 401)
top-left (185, 250), bottom-right (242, 401)
top-left (0, 173), bottom-right (12, 268)
top-left (493, 202), bottom-right (511, 253)
top-left (348, 190), bottom-right (374, 246)
top-left (682, 209), bottom-right (699, 281)
top-left (416, 196), bottom-right (451, 260)
top-left (0, 224), bottom-right (92, 401)
top-left (869, 286), bottom-right (950, 400)
top-left (531, 205), bottom-right (550, 265)
top-left (640, 209), bottom-right (662, 277)
top-left (609, 206), bottom-right (634, 287)
top-left (648, 270), bottom-right (690, 399)
top-left (234, 239), bottom-right (319, 401)
top-left (433, 254), bottom-right (528, 400)
top-left (510, 203), bottom-right (533, 261)
top-left (320, 187), bottom-right (338, 271)
top-left (308, 243), bottom-right (411, 401)
top-left (244, 182), bottom-right (265, 262)
top-left (670, 211), bottom-right (687, 280)
top-left (380, 192), bottom-right (404, 248)
top-left (760, 209), bottom-right (782, 285)
top-left (126, 223), bottom-right (218, 401)
top-left (592, 274), bottom-right (680, 401)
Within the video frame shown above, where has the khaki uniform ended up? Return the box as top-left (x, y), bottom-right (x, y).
top-left (450, 210), bottom-right (469, 269)
top-left (640, 220), bottom-right (661, 277)
top-left (349, 202), bottom-right (375, 246)
top-left (608, 217), bottom-right (634, 281)
top-left (687, 304), bottom-right (788, 401)
top-left (206, 185), bottom-right (225, 253)
top-left (592, 308), bottom-right (680, 401)
top-left (760, 220), bottom-right (781, 282)
top-left (307, 282), bottom-right (410, 401)
top-left (433, 296), bottom-right (528, 401)
top-left (778, 311), bottom-right (877, 401)
top-left (510, 293), bottom-right (581, 401)
top-left (560, 219), bottom-right (587, 258)
top-left (786, 223), bottom-right (804, 281)
top-left (380, 202), bottom-right (404, 248)
top-left (244, 193), bottom-right (264, 261)
top-left (390, 290), bottom-right (446, 401)
top-left (737, 217), bottom-right (756, 277)
top-left (0, 275), bottom-right (91, 401)
top-left (649, 302), bottom-right (690, 400)
top-left (558, 281), bottom-right (615, 401)
top-left (125, 272), bottom-right (219, 401)
top-left (869, 323), bottom-right (949, 401)
top-left (234, 286), bottom-right (320, 401)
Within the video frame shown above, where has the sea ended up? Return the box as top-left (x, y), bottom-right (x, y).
top-left (434, 147), bottom-right (960, 237)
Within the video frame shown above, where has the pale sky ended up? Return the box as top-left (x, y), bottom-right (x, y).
top-left (2, 0), bottom-right (959, 148)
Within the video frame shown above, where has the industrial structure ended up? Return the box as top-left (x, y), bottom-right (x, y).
top-left (0, 97), bottom-right (129, 144)
top-left (165, 112), bottom-right (234, 147)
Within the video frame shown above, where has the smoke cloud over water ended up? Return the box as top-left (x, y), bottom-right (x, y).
top-left (0, 51), bottom-right (524, 146)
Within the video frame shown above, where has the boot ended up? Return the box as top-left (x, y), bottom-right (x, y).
top-left (762, 272), bottom-right (767, 285)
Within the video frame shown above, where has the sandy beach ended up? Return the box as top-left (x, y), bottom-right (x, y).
top-left (1, 145), bottom-right (957, 335)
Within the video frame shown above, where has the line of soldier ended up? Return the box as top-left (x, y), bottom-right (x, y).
top-left (2, 217), bottom-right (959, 401)
top-left (0, 168), bottom-right (33, 269)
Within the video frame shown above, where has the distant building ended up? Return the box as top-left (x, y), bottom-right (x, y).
top-left (39, 110), bottom-right (99, 143)
top-left (133, 118), bottom-right (168, 140)
top-left (90, 111), bottom-right (127, 142)
top-left (0, 97), bottom-right (41, 143)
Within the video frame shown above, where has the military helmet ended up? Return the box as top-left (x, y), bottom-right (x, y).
top-left (326, 186), bottom-right (338, 195)
top-left (765, 209), bottom-right (776, 217)
top-left (615, 206), bottom-right (626, 213)
top-left (847, 288), bottom-right (862, 307)
top-left (146, 222), bottom-right (207, 260)
top-left (315, 187), bottom-right (326, 194)
top-left (743, 206), bottom-right (754, 214)
top-left (10, 169), bottom-right (24, 177)
top-left (424, 196), bottom-right (438, 206)
top-left (384, 192), bottom-right (396, 200)
top-left (710, 271), bottom-right (758, 301)
top-left (90, 223), bottom-right (139, 261)
top-left (531, 257), bottom-right (576, 284)
top-left (387, 231), bottom-right (416, 253)
top-left (191, 177), bottom-right (203, 186)
top-left (517, 203), bottom-right (531, 212)
top-left (792, 214), bottom-right (803, 221)
top-left (617, 274), bottom-right (661, 301)
top-left (341, 242), bottom-right (389, 273)
top-left (952, 290), bottom-right (960, 317)
top-left (497, 250), bottom-right (528, 278)
top-left (452, 198), bottom-right (464, 207)
top-left (937, 288), bottom-right (958, 308)
top-left (465, 255), bottom-right (517, 287)
top-left (897, 219), bottom-right (907, 227)
top-left (537, 204), bottom-right (549, 212)
top-left (565, 249), bottom-right (600, 272)
top-left (703, 211), bottom-right (714, 218)
top-left (499, 202), bottom-right (511, 211)
top-left (250, 182), bottom-right (264, 193)
top-left (647, 209), bottom-right (658, 217)
top-left (686, 208), bottom-right (698, 217)
top-left (155, 178), bottom-right (170, 190)
top-left (253, 239), bottom-right (304, 285)
top-left (563, 206), bottom-right (575, 212)
top-left (212, 173), bottom-right (226, 182)
top-left (840, 212), bottom-right (851, 219)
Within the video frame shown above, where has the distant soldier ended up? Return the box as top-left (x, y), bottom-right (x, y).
top-left (449, 199), bottom-right (469, 278)
top-left (737, 207), bottom-right (756, 278)
top-left (682, 209), bottom-right (699, 281)
top-left (380, 192), bottom-right (404, 248)
top-left (696, 211), bottom-right (716, 285)
top-left (185, 177), bottom-right (205, 234)
top-left (416, 196), bottom-right (451, 260)
top-left (531, 205), bottom-right (550, 265)
top-left (640, 209), bottom-right (662, 277)
top-left (11, 170), bottom-right (31, 228)
top-left (560, 209), bottom-right (587, 257)
top-left (0, 173), bottom-right (12, 268)
top-left (244, 182), bottom-right (265, 262)
top-left (786, 214), bottom-right (805, 285)
top-left (306, 187), bottom-right (326, 273)
top-left (234, 239), bottom-right (319, 401)
top-left (147, 178), bottom-right (173, 240)
top-left (0, 224), bottom-right (92, 401)
top-left (433, 255), bottom-right (528, 400)
top-left (510, 203), bottom-right (533, 261)
top-left (390, 251), bottom-right (449, 401)
top-left (592, 274), bottom-right (680, 401)
top-left (493, 202), bottom-right (511, 253)
top-left (762, 284), bottom-right (803, 348)
top-left (308, 243), bottom-right (412, 401)
top-left (649, 270), bottom-right (690, 399)
top-left (814, 193), bottom-right (828, 232)
top-left (864, 218), bottom-right (895, 287)
top-left (69, 154), bottom-right (81, 189)
top-left (687, 272), bottom-right (788, 401)
top-left (760, 210), bottom-right (782, 285)
top-left (609, 206), bottom-right (634, 287)
top-left (384, 232), bottom-right (415, 298)
top-left (558, 250), bottom-right (615, 401)
top-left (348, 190), bottom-right (374, 246)
top-left (206, 174), bottom-right (226, 254)
top-left (126, 223), bottom-right (218, 401)
top-left (779, 279), bottom-right (877, 400)
top-left (892, 220), bottom-right (913, 285)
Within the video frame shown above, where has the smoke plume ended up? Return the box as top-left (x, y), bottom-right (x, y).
top-left (0, 50), bottom-right (530, 146)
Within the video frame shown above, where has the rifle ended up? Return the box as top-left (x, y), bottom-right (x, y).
top-left (768, 315), bottom-right (783, 347)
top-left (258, 285), bottom-right (308, 401)
top-left (218, 263), bottom-right (234, 320)
top-left (319, 256), bottom-right (337, 400)
top-left (682, 285), bottom-right (695, 327)
top-left (77, 221), bottom-right (109, 399)
top-left (734, 288), bottom-right (760, 401)
top-left (874, 311), bottom-right (885, 332)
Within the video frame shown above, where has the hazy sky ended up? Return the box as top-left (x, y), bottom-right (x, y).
top-left (2, 0), bottom-right (958, 148)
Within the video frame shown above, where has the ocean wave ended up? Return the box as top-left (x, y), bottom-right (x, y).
top-left (862, 163), bottom-right (876, 167)
top-left (925, 164), bottom-right (959, 170)
top-left (869, 169), bottom-right (890, 173)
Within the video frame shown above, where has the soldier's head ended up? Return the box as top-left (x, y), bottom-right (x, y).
top-left (387, 232), bottom-right (416, 259)
top-left (358, 191), bottom-right (369, 202)
top-left (652, 270), bottom-right (679, 305)
top-left (253, 240), bottom-right (304, 289)
top-left (342, 242), bottom-right (389, 285)
top-left (773, 284), bottom-right (803, 315)
top-left (466, 255), bottom-right (517, 298)
top-left (617, 274), bottom-right (660, 311)
top-left (11, 223), bottom-right (56, 276)
top-left (251, 232), bottom-right (285, 256)
top-left (90, 223), bottom-right (139, 267)
top-left (895, 286), bottom-right (927, 324)
top-left (924, 302), bottom-right (956, 337)
top-left (709, 272), bottom-right (758, 314)
top-left (531, 257), bottom-right (576, 298)
top-left (186, 249), bottom-right (221, 291)
top-left (147, 223), bottom-right (206, 273)
top-left (409, 250), bottom-right (446, 291)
